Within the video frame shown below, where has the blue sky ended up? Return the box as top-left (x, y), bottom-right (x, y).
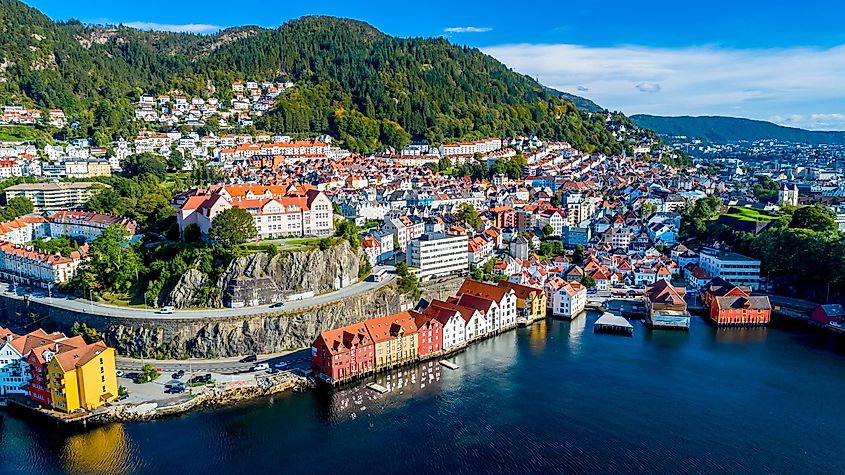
top-left (26, 0), bottom-right (845, 130)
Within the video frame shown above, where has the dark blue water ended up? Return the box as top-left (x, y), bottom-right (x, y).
top-left (3, 313), bottom-right (845, 475)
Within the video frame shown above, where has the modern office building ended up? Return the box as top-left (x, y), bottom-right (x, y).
top-left (699, 248), bottom-right (762, 290)
top-left (406, 232), bottom-right (469, 280)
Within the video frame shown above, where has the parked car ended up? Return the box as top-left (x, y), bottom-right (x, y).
top-left (159, 306), bottom-right (175, 314)
top-left (115, 370), bottom-right (124, 377)
top-left (273, 361), bottom-right (288, 369)
top-left (172, 370), bottom-right (185, 379)
top-left (188, 374), bottom-right (213, 385)
top-left (251, 363), bottom-right (270, 372)
top-left (240, 355), bottom-right (257, 363)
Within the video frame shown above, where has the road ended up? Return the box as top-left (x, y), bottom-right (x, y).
top-left (0, 266), bottom-right (395, 320)
top-left (116, 348), bottom-right (313, 375)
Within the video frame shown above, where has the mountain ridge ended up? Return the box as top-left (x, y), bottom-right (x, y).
top-left (631, 114), bottom-right (845, 145)
top-left (0, 1), bottom-right (626, 155)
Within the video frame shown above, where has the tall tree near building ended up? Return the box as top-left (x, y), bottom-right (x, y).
top-left (209, 207), bottom-right (258, 247)
top-left (789, 205), bottom-right (837, 232)
top-left (456, 203), bottom-right (481, 230)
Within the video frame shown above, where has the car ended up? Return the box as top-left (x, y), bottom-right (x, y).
top-left (116, 370), bottom-right (124, 377)
top-left (251, 363), bottom-right (270, 372)
top-left (158, 306), bottom-right (175, 314)
top-left (240, 355), bottom-right (258, 363)
top-left (270, 302), bottom-right (285, 308)
top-left (172, 370), bottom-right (185, 379)
top-left (273, 361), bottom-right (288, 369)
top-left (118, 393), bottom-right (129, 401)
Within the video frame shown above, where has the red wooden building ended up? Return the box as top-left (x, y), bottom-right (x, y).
top-left (311, 322), bottom-right (375, 383)
top-left (703, 277), bottom-right (771, 326)
top-left (811, 304), bottom-right (845, 325)
top-left (413, 310), bottom-right (444, 357)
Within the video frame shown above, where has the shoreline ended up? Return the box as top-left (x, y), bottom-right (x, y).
top-left (1, 372), bottom-right (312, 427)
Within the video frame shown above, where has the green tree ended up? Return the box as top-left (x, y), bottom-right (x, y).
top-left (640, 202), bottom-right (657, 217)
top-left (456, 203), bottom-right (481, 230)
top-left (70, 322), bottom-right (102, 343)
top-left (168, 149), bottom-right (186, 171)
top-left (752, 176), bottom-right (780, 202)
top-left (438, 157), bottom-right (453, 172)
top-left (85, 187), bottom-right (125, 215)
top-left (335, 220), bottom-right (361, 250)
top-left (138, 364), bottom-right (160, 383)
top-left (0, 195), bottom-right (34, 220)
top-left (572, 244), bottom-right (585, 263)
top-left (92, 130), bottom-right (110, 147)
top-left (77, 225), bottom-right (142, 294)
top-left (790, 205), bottom-right (837, 232)
top-left (209, 207), bottom-right (258, 247)
top-left (542, 223), bottom-right (555, 237)
top-left (380, 119), bottom-right (411, 151)
top-left (580, 276), bottom-right (596, 289)
top-left (32, 236), bottom-right (78, 257)
top-left (358, 255), bottom-right (373, 279)
top-left (122, 153), bottom-right (168, 181)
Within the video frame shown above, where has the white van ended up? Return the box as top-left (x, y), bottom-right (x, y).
top-left (251, 363), bottom-right (269, 372)
top-left (159, 306), bottom-right (175, 314)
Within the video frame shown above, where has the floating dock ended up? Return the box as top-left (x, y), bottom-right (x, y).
top-left (366, 382), bottom-right (389, 394)
top-left (594, 312), bottom-right (634, 336)
top-left (439, 360), bottom-right (460, 370)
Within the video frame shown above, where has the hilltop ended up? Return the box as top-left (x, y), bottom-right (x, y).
top-left (630, 114), bottom-right (845, 145)
top-left (0, 1), bottom-right (625, 154)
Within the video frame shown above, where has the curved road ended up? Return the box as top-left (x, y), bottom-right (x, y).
top-left (0, 267), bottom-right (395, 320)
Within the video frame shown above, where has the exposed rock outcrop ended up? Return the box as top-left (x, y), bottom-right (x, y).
top-left (111, 284), bottom-right (410, 358)
top-left (165, 242), bottom-right (361, 309)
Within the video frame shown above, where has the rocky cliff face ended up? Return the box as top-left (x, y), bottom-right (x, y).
top-left (109, 284), bottom-right (412, 358)
top-left (166, 242), bottom-right (361, 309)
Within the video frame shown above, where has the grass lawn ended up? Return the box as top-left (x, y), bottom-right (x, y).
top-left (720, 206), bottom-right (777, 222)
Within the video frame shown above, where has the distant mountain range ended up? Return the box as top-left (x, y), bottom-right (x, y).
top-left (630, 115), bottom-right (845, 145)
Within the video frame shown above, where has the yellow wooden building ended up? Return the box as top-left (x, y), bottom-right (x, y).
top-left (47, 342), bottom-right (118, 413)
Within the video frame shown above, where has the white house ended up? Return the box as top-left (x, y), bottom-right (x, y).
top-left (423, 300), bottom-right (469, 350)
top-left (537, 209), bottom-right (567, 236)
top-left (552, 281), bottom-right (587, 319)
top-left (456, 279), bottom-right (518, 330)
top-left (0, 328), bottom-right (28, 396)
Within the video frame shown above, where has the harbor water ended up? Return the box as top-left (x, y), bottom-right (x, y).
top-left (2, 311), bottom-right (845, 474)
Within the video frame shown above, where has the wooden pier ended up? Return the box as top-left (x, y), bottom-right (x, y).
top-left (366, 382), bottom-right (389, 394)
top-left (439, 360), bottom-right (460, 370)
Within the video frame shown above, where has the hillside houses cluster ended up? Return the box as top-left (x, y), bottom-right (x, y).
top-left (0, 106), bottom-right (65, 128)
top-left (0, 211), bottom-right (138, 286)
top-left (134, 80), bottom-right (294, 128)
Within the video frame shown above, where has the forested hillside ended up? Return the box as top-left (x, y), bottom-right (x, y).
top-left (0, 0), bottom-right (626, 154)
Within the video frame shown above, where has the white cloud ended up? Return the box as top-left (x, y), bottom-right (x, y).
top-left (122, 21), bottom-right (222, 34)
top-left (636, 82), bottom-right (661, 93)
top-left (483, 43), bottom-right (845, 130)
top-left (769, 113), bottom-right (845, 130)
top-left (444, 26), bottom-right (492, 33)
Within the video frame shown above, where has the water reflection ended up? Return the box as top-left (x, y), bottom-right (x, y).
top-left (567, 313), bottom-right (588, 356)
top-left (714, 326), bottom-right (769, 344)
top-left (323, 361), bottom-right (444, 421)
top-left (527, 318), bottom-right (549, 353)
top-left (62, 424), bottom-right (131, 475)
